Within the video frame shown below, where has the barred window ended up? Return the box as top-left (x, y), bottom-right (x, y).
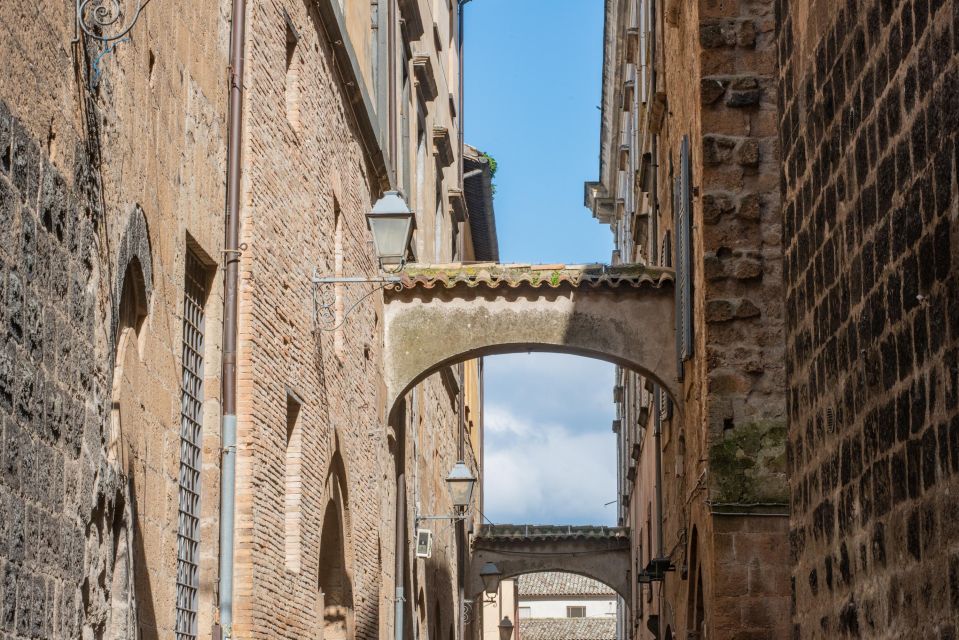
top-left (177, 249), bottom-right (209, 640)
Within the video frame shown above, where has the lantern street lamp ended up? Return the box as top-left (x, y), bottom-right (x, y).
top-left (498, 616), bottom-right (514, 640)
top-left (365, 191), bottom-right (415, 271)
top-left (311, 191), bottom-right (415, 331)
top-left (446, 460), bottom-right (477, 510)
top-left (479, 562), bottom-right (503, 598)
top-left (415, 461), bottom-right (478, 528)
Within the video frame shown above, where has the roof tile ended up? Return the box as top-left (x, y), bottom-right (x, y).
top-left (397, 263), bottom-right (673, 291)
top-left (518, 572), bottom-right (615, 597)
top-left (519, 618), bottom-right (616, 640)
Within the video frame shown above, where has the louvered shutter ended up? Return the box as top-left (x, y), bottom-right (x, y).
top-left (674, 135), bottom-right (694, 379)
top-left (657, 231), bottom-right (673, 421)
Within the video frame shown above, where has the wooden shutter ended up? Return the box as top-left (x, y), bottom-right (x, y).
top-left (674, 135), bottom-right (694, 379)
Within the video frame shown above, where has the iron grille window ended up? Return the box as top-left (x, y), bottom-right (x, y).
top-left (674, 135), bottom-right (694, 379)
top-left (177, 250), bottom-right (208, 640)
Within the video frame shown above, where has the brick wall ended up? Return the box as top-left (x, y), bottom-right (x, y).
top-left (232, 2), bottom-right (471, 640)
top-left (778, 0), bottom-right (959, 636)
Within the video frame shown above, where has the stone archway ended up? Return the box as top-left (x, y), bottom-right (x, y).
top-left (383, 263), bottom-right (677, 422)
top-left (468, 525), bottom-right (631, 601)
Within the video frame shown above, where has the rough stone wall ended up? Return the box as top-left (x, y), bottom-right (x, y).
top-left (613, 0), bottom-right (791, 636)
top-left (232, 2), bottom-right (470, 640)
top-left (0, 2), bottom-right (229, 638)
top-left (0, 97), bottom-right (97, 640)
top-left (621, 0), bottom-right (793, 636)
top-left (778, 0), bottom-right (959, 636)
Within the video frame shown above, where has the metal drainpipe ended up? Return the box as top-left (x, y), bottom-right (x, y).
top-left (219, 0), bottom-right (247, 634)
top-left (456, 365), bottom-right (466, 640)
top-left (456, 0), bottom-right (471, 260)
top-left (650, 0), bottom-right (664, 563)
top-left (395, 464), bottom-right (407, 640)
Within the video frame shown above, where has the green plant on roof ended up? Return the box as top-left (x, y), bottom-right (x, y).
top-left (480, 151), bottom-right (498, 196)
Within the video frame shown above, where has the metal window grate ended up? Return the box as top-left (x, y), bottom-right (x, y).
top-left (176, 250), bottom-right (207, 640)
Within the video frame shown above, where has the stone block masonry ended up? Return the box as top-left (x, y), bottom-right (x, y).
top-left (778, 0), bottom-right (959, 636)
top-left (0, 99), bottom-right (96, 640)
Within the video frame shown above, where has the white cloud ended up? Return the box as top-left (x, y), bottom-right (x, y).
top-left (482, 407), bottom-right (616, 525)
top-left (480, 353), bottom-right (618, 526)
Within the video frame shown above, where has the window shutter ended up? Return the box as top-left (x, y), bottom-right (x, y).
top-left (674, 135), bottom-right (694, 379)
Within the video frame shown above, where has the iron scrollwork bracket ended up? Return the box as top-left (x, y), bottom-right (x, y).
top-left (311, 269), bottom-right (404, 332)
top-left (461, 598), bottom-right (474, 625)
top-left (74, 0), bottom-right (152, 44)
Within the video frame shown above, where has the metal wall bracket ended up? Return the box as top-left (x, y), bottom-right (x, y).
top-left (311, 269), bottom-right (403, 331)
top-left (74, 0), bottom-right (151, 44)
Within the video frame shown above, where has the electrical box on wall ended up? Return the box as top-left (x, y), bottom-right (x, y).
top-left (415, 529), bottom-right (433, 558)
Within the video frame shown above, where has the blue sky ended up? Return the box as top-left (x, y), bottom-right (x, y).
top-left (465, 0), bottom-right (617, 526)
top-left (464, 0), bottom-right (611, 264)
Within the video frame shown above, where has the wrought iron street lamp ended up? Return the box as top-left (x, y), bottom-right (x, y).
top-left (498, 616), bottom-right (514, 640)
top-left (446, 460), bottom-right (477, 510)
top-left (416, 461), bottom-right (478, 527)
top-left (311, 191), bottom-right (415, 331)
top-left (366, 191), bottom-right (415, 271)
top-left (479, 562), bottom-right (503, 597)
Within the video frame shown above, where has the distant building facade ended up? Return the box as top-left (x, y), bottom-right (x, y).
top-left (587, 0), bottom-right (790, 637)
top-left (517, 573), bottom-right (616, 640)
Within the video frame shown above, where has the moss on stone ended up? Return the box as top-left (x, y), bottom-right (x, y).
top-left (708, 420), bottom-right (789, 504)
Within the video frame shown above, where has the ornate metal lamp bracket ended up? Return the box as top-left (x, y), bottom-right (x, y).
top-left (74, 0), bottom-right (152, 44)
top-left (311, 269), bottom-right (404, 332)
top-left (461, 598), bottom-right (474, 625)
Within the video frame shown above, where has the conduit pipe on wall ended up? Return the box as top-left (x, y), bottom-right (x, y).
top-left (219, 0), bottom-right (247, 634)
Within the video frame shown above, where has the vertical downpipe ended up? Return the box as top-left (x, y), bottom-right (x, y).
top-left (395, 466), bottom-right (407, 640)
top-left (650, 0), bottom-right (665, 564)
top-left (219, 0), bottom-right (247, 634)
top-left (456, 365), bottom-right (466, 640)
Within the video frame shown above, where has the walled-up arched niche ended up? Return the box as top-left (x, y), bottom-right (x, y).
top-left (317, 451), bottom-right (354, 640)
top-left (108, 256), bottom-right (147, 469)
top-left (686, 527), bottom-right (705, 639)
top-left (103, 204), bottom-right (155, 638)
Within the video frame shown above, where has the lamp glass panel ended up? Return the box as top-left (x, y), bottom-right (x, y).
top-left (447, 477), bottom-right (475, 508)
top-left (368, 214), bottom-right (413, 261)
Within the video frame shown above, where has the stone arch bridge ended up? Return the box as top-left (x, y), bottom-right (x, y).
top-left (468, 525), bottom-right (631, 600)
top-left (382, 262), bottom-right (677, 422)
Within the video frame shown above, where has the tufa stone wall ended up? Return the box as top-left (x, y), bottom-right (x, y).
top-left (0, 1), bottom-right (230, 638)
top-left (778, 0), bottom-right (959, 636)
top-left (0, 98), bottom-right (97, 640)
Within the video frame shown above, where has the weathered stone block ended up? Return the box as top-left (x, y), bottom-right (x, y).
top-left (702, 78), bottom-right (727, 104)
top-left (703, 135), bottom-right (738, 165)
top-left (703, 192), bottom-right (736, 223)
top-left (737, 138), bottom-right (761, 166)
top-left (738, 193), bottom-right (764, 220)
top-left (9, 121), bottom-right (38, 207)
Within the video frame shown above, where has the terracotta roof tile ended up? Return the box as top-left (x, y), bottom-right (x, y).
top-left (519, 618), bottom-right (616, 640)
top-left (518, 572), bottom-right (615, 597)
top-left (398, 263), bottom-right (673, 290)
top-left (475, 525), bottom-right (630, 544)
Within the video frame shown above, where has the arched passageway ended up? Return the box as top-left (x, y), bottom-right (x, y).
top-left (382, 263), bottom-right (677, 422)
top-left (468, 525), bottom-right (631, 601)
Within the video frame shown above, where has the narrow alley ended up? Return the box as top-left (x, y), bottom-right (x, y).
top-left (0, 0), bottom-right (956, 639)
